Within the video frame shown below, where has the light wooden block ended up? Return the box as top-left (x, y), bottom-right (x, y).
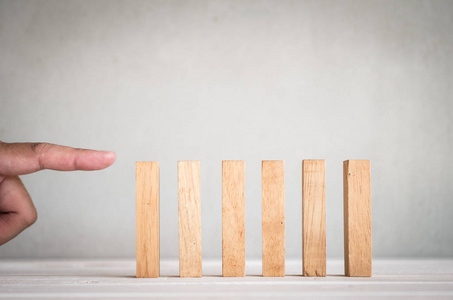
top-left (178, 161), bottom-right (202, 277)
top-left (262, 160), bottom-right (285, 277)
top-left (222, 160), bottom-right (246, 277)
top-left (302, 160), bottom-right (326, 277)
top-left (136, 161), bottom-right (160, 278)
top-left (343, 160), bottom-right (372, 277)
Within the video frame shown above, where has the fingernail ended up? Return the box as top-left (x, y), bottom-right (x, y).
top-left (103, 151), bottom-right (116, 160)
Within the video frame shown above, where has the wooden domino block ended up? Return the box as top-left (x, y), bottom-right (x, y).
top-left (343, 160), bottom-right (372, 277)
top-left (178, 161), bottom-right (202, 277)
top-left (222, 161), bottom-right (246, 277)
top-left (302, 160), bottom-right (326, 277)
top-left (136, 161), bottom-right (160, 278)
top-left (262, 160), bottom-right (285, 277)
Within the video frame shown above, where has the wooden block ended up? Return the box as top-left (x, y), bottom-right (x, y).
top-left (343, 160), bottom-right (372, 277)
top-left (178, 161), bottom-right (202, 277)
top-left (302, 160), bottom-right (326, 277)
top-left (262, 160), bottom-right (285, 277)
top-left (222, 161), bottom-right (246, 277)
top-left (136, 161), bottom-right (160, 278)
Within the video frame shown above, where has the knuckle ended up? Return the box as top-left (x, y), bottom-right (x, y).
top-left (22, 208), bottom-right (38, 227)
top-left (30, 142), bottom-right (51, 154)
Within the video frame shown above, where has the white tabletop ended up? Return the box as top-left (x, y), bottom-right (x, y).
top-left (1, 259), bottom-right (452, 299)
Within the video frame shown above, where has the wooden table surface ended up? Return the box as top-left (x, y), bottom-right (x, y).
top-left (1, 259), bottom-right (452, 299)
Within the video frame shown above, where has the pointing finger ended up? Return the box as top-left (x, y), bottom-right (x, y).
top-left (0, 141), bottom-right (116, 176)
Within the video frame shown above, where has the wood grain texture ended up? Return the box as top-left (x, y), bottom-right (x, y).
top-left (262, 160), bottom-right (285, 277)
top-left (178, 161), bottom-right (202, 277)
top-left (222, 161), bottom-right (245, 277)
top-left (136, 161), bottom-right (160, 278)
top-left (344, 160), bottom-right (372, 277)
top-left (302, 160), bottom-right (326, 277)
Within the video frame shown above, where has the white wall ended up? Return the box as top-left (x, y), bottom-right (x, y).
top-left (1, 0), bottom-right (452, 259)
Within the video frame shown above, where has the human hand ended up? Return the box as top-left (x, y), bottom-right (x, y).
top-left (0, 141), bottom-right (116, 245)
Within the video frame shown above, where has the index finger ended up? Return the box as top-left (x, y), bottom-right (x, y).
top-left (0, 141), bottom-right (116, 176)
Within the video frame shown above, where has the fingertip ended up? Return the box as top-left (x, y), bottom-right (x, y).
top-left (102, 151), bottom-right (116, 166)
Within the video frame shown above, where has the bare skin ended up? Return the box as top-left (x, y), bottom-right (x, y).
top-left (0, 141), bottom-right (115, 245)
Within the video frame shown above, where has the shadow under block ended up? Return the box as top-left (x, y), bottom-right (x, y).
top-left (302, 160), bottom-right (326, 277)
top-left (136, 162), bottom-right (160, 278)
top-left (262, 160), bottom-right (285, 277)
top-left (222, 161), bottom-right (246, 277)
top-left (178, 161), bottom-right (202, 277)
top-left (343, 160), bottom-right (372, 277)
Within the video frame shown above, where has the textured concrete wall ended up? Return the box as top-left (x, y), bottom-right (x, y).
top-left (1, 0), bottom-right (452, 258)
